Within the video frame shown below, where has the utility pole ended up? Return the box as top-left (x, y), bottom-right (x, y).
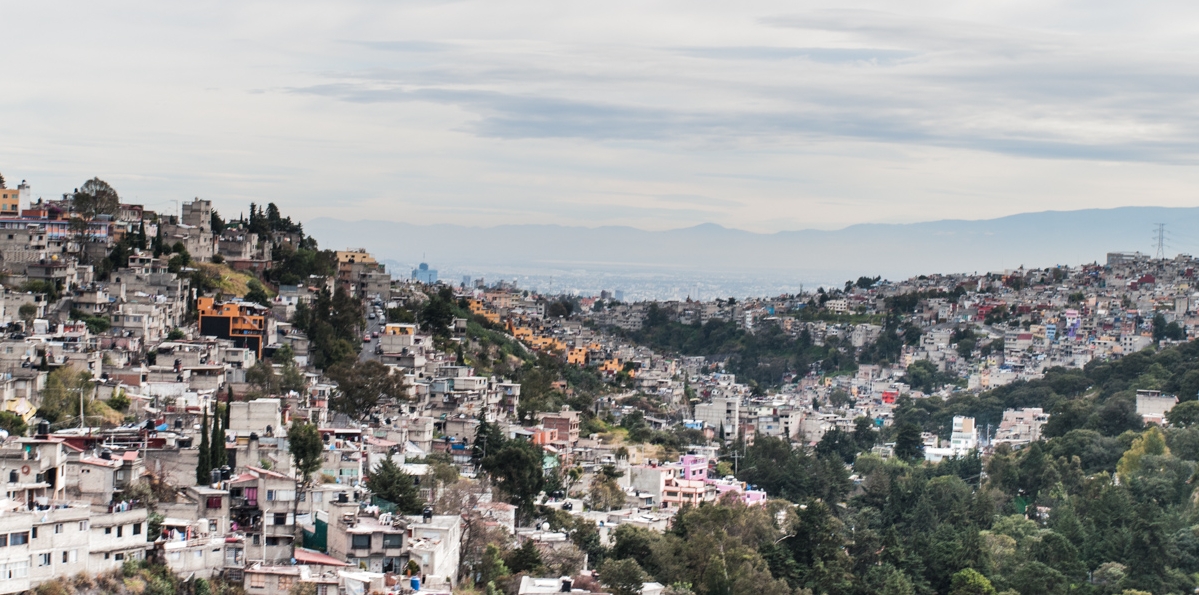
top-left (729, 450), bottom-right (743, 475)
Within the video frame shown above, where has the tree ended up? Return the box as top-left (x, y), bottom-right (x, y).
top-left (18, 304), bottom-right (36, 329)
top-left (327, 360), bottom-right (407, 421)
top-left (73, 178), bottom-right (120, 219)
top-left (421, 292), bottom-right (455, 337)
top-left (589, 464), bottom-right (625, 511)
top-left (37, 368), bottom-right (94, 424)
top-left (478, 543), bottom-right (510, 587)
top-left (210, 210), bottom-right (225, 234)
top-left (245, 280), bottom-right (272, 307)
top-left (506, 539), bottom-right (544, 575)
top-left (197, 408), bottom-right (212, 485)
top-left (949, 568), bottom-right (995, 595)
top-left (210, 410), bottom-right (226, 470)
top-left (480, 439), bottom-right (545, 523)
top-left (1117, 426), bottom-right (1169, 481)
top-left (894, 422), bottom-right (925, 462)
top-left (598, 558), bottom-right (648, 595)
top-left (366, 457), bottom-right (423, 514)
top-left (0, 412), bottom-right (27, 437)
top-left (1167, 400), bottom-right (1199, 427)
top-left (287, 421), bottom-right (323, 485)
top-left (245, 360), bottom-right (279, 396)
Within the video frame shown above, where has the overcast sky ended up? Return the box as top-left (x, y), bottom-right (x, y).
top-left (3, 1), bottom-right (1199, 232)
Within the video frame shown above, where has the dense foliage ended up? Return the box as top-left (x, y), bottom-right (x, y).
top-left (616, 304), bottom-right (925, 387)
top-left (293, 286), bottom-right (363, 369)
top-left (549, 340), bottom-right (1199, 595)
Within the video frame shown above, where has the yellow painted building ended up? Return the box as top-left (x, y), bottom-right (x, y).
top-left (567, 348), bottom-right (588, 365)
top-left (335, 249), bottom-right (377, 266)
top-left (0, 188), bottom-right (19, 215)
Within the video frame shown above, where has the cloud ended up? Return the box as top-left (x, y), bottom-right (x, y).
top-left (286, 8), bottom-right (1199, 165)
top-left (12, 0), bottom-right (1199, 235)
top-left (676, 46), bottom-right (915, 64)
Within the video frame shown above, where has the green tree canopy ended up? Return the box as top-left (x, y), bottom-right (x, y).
top-left (598, 558), bottom-right (648, 595)
top-left (365, 456), bottom-right (423, 514)
top-left (287, 421), bottom-right (323, 485)
top-left (327, 359), bottom-right (407, 422)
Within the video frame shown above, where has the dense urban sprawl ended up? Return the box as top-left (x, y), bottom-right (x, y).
top-left (0, 174), bottom-right (1196, 594)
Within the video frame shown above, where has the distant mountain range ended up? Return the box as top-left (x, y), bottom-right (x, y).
top-left (306, 206), bottom-right (1199, 286)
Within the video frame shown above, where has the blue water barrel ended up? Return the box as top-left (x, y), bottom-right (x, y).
top-left (411, 577), bottom-right (421, 591)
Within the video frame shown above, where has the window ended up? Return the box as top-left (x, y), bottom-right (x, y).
top-left (209, 520), bottom-right (218, 533)
top-left (0, 534), bottom-right (8, 547)
top-left (277, 576), bottom-right (295, 591)
top-left (132, 523), bottom-right (141, 535)
top-left (313, 492), bottom-right (323, 503)
top-left (29, 528), bottom-right (36, 539)
top-left (249, 573), bottom-right (266, 589)
top-left (266, 537), bottom-right (280, 546)
top-left (206, 496), bottom-right (222, 509)
top-left (116, 525), bottom-right (123, 538)
top-left (115, 553), bottom-right (124, 561)
top-left (79, 521), bottom-right (87, 531)
top-left (7, 471), bottom-right (14, 483)
top-left (351, 534), bottom-right (371, 549)
top-left (54, 524), bottom-right (62, 534)
top-left (273, 513), bottom-right (287, 526)
top-left (5, 559), bottom-right (27, 579)
top-left (104, 527), bottom-right (112, 535)
top-left (37, 553), bottom-right (49, 567)
top-left (10, 532), bottom-right (28, 545)
top-left (382, 534), bottom-right (402, 548)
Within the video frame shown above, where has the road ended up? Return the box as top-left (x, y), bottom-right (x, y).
top-left (359, 305), bottom-right (384, 363)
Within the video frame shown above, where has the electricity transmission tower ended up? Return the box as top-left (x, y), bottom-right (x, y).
top-left (1154, 223), bottom-right (1167, 260)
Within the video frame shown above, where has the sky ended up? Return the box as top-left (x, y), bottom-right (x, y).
top-left (3, 1), bottom-right (1199, 232)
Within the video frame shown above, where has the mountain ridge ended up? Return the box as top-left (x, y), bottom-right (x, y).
top-left (305, 205), bottom-right (1199, 282)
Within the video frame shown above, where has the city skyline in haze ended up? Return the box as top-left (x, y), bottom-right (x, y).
top-left (5, 1), bottom-right (1199, 233)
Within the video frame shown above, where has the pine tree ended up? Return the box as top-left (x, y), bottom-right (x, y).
top-left (136, 222), bottom-right (147, 250)
top-left (197, 408), bottom-right (211, 485)
top-left (210, 408), bottom-right (225, 471)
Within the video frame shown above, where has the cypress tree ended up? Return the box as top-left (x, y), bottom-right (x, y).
top-left (197, 408), bottom-right (211, 485)
top-left (210, 408), bottom-right (225, 471)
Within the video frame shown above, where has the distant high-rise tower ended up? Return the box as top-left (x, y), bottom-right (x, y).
top-left (412, 262), bottom-right (438, 284)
